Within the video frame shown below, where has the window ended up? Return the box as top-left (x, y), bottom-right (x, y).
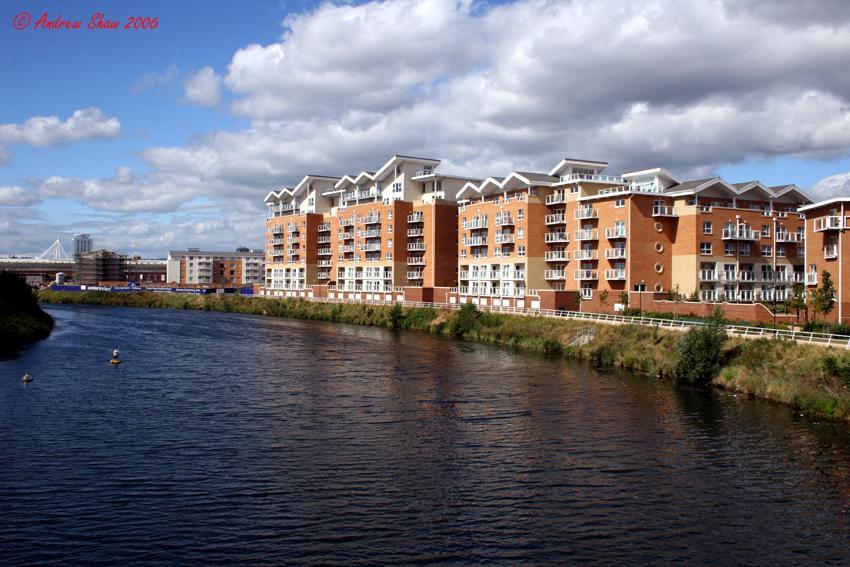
top-left (387, 239), bottom-right (393, 246)
top-left (386, 253), bottom-right (392, 261)
top-left (518, 245), bottom-right (526, 257)
top-left (700, 242), bottom-right (712, 255)
top-left (615, 199), bottom-right (625, 208)
top-left (571, 187), bottom-right (579, 193)
top-left (724, 243), bottom-right (734, 255)
top-left (388, 211), bottom-right (393, 220)
top-left (687, 198), bottom-right (697, 206)
top-left (392, 182), bottom-right (402, 193)
top-left (761, 245), bottom-right (772, 257)
top-left (388, 224), bottom-right (393, 233)
top-left (777, 244), bottom-right (786, 257)
top-left (518, 209), bottom-right (524, 220)
top-left (739, 243), bottom-right (751, 256)
top-left (762, 224), bottom-right (770, 237)
top-left (461, 250), bottom-right (467, 259)
top-left (517, 227), bottom-right (524, 240)
top-left (703, 221), bottom-right (712, 234)
top-left (494, 248), bottom-right (501, 257)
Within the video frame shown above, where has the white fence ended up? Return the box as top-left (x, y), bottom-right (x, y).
top-left (258, 294), bottom-right (850, 349)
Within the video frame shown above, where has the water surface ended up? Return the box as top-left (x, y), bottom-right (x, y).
top-left (1, 304), bottom-right (849, 563)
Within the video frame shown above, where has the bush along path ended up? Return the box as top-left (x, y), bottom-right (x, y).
top-left (38, 290), bottom-right (850, 420)
top-left (1, 273), bottom-right (55, 355)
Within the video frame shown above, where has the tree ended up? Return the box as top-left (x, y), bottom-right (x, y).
top-left (674, 308), bottom-right (727, 386)
top-left (618, 292), bottom-right (629, 307)
top-left (811, 270), bottom-right (836, 322)
top-left (599, 289), bottom-right (609, 306)
top-left (786, 282), bottom-right (806, 321)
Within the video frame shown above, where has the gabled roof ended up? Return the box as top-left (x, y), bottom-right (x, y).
top-left (733, 181), bottom-right (774, 201)
top-left (770, 184), bottom-right (813, 205)
top-left (548, 157), bottom-right (608, 177)
top-left (500, 171), bottom-right (559, 190)
top-left (373, 154), bottom-right (441, 181)
top-left (622, 166), bottom-right (680, 185)
top-left (293, 174), bottom-right (340, 194)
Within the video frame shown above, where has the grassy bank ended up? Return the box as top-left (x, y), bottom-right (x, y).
top-left (0, 273), bottom-right (55, 355)
top-left (39, 290), bottom-right (850, 420)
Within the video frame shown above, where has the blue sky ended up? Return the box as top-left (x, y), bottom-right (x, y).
top-left (2, 0), bottom-right (850, 256)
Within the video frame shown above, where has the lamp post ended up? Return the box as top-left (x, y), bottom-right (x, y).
top-left (639, 279), bottom-right (645, 315)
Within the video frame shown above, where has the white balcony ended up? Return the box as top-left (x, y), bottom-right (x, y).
top-left (775, 232), bottom-right (802, 242)
top-left (318, 223), bottom-right (331, 232)
top-left (407, 212), bottom-right (424, 223)
top-left (362, 243), bottom-right (381, 252)
top-left (824, 244), bottom-right (839, 259)
top-left (407, 271), bottom-right (424, 279)
top-left (363, 229), bottom-right (382, 238)
top-left (318, 259), bottom-right (332, 267)
top-left (574, 230), bottom-right (599, 241)
top-left (560, 173), bottom-right (624, 184)
top-left (544, 251), bottom-right (569, 261)
top-left (573, 250), bottom-right (598, 261)
top-left (574, 269), bottom-right (598, 280)
top-left (813, 216), bottom-right (843, 232)
top-left (544, 232), bottom-right (570, 243)
top-left (318, 248), bottom-right (332, 256)
top-left (604, 269), bottom-right (626, 280)
top-left (544, 213), bottom-right (566, 225)
top-left (364, 214), bottom-right (381, 224)
top-left (574, 208), bottom-right (598, 220)
top-left (317, 271), bottom-right (331, 279)
top-left (652, 205), bottom-right (676, 217)
top-left (699, 270), bottom-right (718, 282)
top-left (407, 256), bottom-right (426, 266)
top-left (407, 228), bottom-right (424, 237)
top-left (545, 269), bottom-right (566, 280)
top-left (462, 218), bottom-right (488, 229)
top-left (722, 228), bottom-right (760, 240)
top-left (546, 192), bottom-right (567, 205)
top-left (495, 233), bottom-right (515, 244)
top-left (463, 237), bottom-right (488, 246)
top-left (317, 236), bottom-right (331, 244)
top-left (605, 227), bottom-right (627, 239)
top-left (604, 248), bottom-right (627, 259)
top-left (408, 242), bottom-right (426, 251)
top-left (737, 271), bottom-right (755, 282)
top-left (495, 215), bottom-right (515, 226)
top-left (339, 232), bottom-right (353, 240)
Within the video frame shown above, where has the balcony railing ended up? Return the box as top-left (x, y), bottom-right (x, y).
top-left (461, 218), bottom-right (488, 229)
top-left (825, 244), bottom-right (839, 259)
top-left (495, 215), bottom-right (514, 226)
top-left (604, 248), bottom-right (627, 259)
top-left (363, 214), bottom-right (381, 224)
top-left (317, 248), bottom-right (332, 256)
top-left (318, 223), bottom-right (331, 232)
top-left (604, 269), bottom-right (626, 280)
top-left (408, 212), bottom-right (424, 223)
top-left (407, 242), bottom-right (427, 251)
top-left (407, 271), bottom-right (424, 279)
top-left (407, 256), bottom-right (426, 266)
top-left (774, 232), bottom-right (802, 242)
top-left (545, 269), bottom-right (566, 280)
top-left (699, 270), bottom-right (718, 282)
top-left (463, 237), bottom-right (488, 246)
top-left (495, 233), bottom-right (515, 244)
top-left (573, 269), bottom-right (598, 280)
top-left (813, 216), bottom-right (843, 232)
top-left (722, 228), bottom-right (760, 240)
top-left (544, 213), bottom-right (566, 225)
top-left (574, 208), bottom-right (598, 220)
top-left (652, 205), bottom-right (676, 217)
top-left (407, 228), bottom-right (424, 237)
top-left (546, 192), bottom-right (566, 205)
top-left (573, 230), bottom-right (599, 241)
top-left (500, 271), bottom-right (525, 280)
top-left (363, 229), bottom-right (381, 238)
top-left (560, 173), bottom-right (623, 184)
top-left (573, 250), bottom-right (598, 261)
top-left (544, 250), bottom-right (569, 261)
top-left (318, 260), bottom-right (332, 267)
top-left (544, 232), bottom-right (569, 243)
top-left (605, 227), bottom-right (627, 239)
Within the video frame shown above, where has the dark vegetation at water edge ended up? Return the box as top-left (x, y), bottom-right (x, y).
top-left (39, 290), bottom-right (850, 420)
top-left (0, 272), bottom-right (55, 355)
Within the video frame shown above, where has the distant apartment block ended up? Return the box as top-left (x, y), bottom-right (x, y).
top-left (260, 154), bottom-right (850, 322)
top-left (166, 247), bottom-right (264, 286)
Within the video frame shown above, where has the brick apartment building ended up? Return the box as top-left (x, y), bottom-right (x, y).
top-left (260, 154), bottom-right (850, 322)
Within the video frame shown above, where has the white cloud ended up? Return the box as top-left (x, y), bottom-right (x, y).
top-left (9, 0), bottom-right (850, 256)
top-left (0, 186), bottom-right (39, 206)
top-left (183, 66), bottom-right (223, 107)
top-left (0, 107), bottom-right (120, 148)
top-left (810, 171), bottom-right (850, 201)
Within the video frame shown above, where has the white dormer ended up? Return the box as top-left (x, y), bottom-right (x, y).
top-left (548, 158), bottom-right (608, 181)
top-left (622, 167), bottom-right (680, 193)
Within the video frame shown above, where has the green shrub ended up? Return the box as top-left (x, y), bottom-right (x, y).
top-left (674, 316), bottom-right (727, 386)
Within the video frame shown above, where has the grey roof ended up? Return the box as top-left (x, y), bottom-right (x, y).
top-left (663, 178), bottom-right (716, 194)
top-left (514, 171), bottom-right (559, 183)
top-left (732, 181), bottom-right (758, 189)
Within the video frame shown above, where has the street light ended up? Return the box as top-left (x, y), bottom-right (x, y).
top-left (638, 279), bottom-right (645, 315)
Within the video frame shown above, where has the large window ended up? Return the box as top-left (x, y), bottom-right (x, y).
top-left (700, 242), bottom-right (712, 255)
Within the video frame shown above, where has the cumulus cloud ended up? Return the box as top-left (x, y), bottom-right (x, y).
top-left (810, 172), bottom-right (850, 201)
top-left (11, 0), bottom-right (850, 255)
top-left (183, 66), bottom-right (223, 107)
top-left (0, 186), bottom-right (39, 206)
top-left (0, 107), bottom-right (120, 149)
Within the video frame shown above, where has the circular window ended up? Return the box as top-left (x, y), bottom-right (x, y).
top-left (654, 222), bottom-right (663, 232)
top-left (654, 283), bottom-right (664, 293)
top-left (654, 262), bottom-right (664, 273)
top-left (655, 242), bottom-right (664, 253)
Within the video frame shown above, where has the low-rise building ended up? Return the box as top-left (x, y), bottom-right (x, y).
top-left (166, 248), bottom-right (264, 286)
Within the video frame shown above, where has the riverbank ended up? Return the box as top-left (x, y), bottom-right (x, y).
top-left (39, 290), bottom-right (850, 420)
top-left (0, 274), bottom-right (54, 355)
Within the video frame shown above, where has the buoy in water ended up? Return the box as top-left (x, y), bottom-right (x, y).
top-left (110, 347), bottom-right (121, 364)
top-left (22, 372), bottom-right (32, 383)
top-left (109, 358), bottom-right (121, 365)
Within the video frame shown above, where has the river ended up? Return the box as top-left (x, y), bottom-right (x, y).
top-left (1, 304), bottom-right (849, 563)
